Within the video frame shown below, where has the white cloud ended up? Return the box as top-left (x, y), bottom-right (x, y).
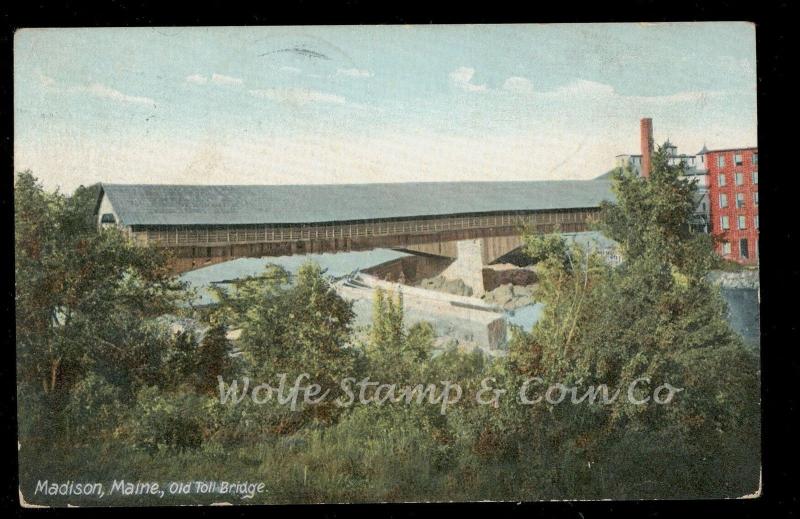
top-left (248, 88), bottom-right (346, 105)
top-left (336, 67), bottom-right (373, 78)
top-left (83, 82), bottom-right (155, 106)
top-left (631, 90), bottom-right (726, 105)
top-left (502, 76), bottom-right (533, 94)
top-left (210, 73), bottom-right (243, 86)
top-left (548, 79), bottom-right (616, 98)
top-left (186, 73), bottom-right (244, 86)
top-left (503, 77), bottom-right (728, 109)
top-left (185, 74), bottom-right (208, 85)
top-left (449, 68), bottom-right (708, 105)
top-left (449, 66), bottom-right (487, 92)
top-left (35, 74), bottom-right (156, 106)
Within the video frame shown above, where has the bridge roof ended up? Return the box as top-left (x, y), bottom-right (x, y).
top-left (99, 180), bottom-right (614, 226)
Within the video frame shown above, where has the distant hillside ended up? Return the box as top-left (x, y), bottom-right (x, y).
top-left (594, 169), bottom-right (617, 180)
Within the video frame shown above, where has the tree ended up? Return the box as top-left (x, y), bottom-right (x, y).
top-left (597, 147), bottom-right (720, 280)
top-left (365, 287), bottom-right (439, 384)
top-left (15, 172), bottom-right (184, 438)
top-left (504, 145), bottom-right (760, 497)
top-left (211, 261), bottom-right (358, 428)
top-left (193, 324), bottom-right (236, 394)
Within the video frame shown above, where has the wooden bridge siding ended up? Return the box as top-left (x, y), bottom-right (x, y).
top-left (138, 209), bottom-right (595, 248)
top-left (140, 209), bottom-right (597, 273)
top-left (482, 234), bottom-right (525, 264)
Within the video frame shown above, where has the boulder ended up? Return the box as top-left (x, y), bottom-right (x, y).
top-left (419, 275), bottom-right (473, 297)
top-left (493, 283), bottom-right (514, 303)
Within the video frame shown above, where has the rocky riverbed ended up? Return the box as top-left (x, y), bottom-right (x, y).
top-left (418, 276), bottom-right (474, 297)
top-left (481, 283), bottom-right (537, 310)
top-left (417, 274), bottom-right (538, 310)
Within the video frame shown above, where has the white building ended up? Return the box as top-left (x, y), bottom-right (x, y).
top-left (612, 140), bottom-right (711, 234)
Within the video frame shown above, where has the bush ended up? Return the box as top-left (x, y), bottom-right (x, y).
top-left (129, 386), bottom-right (210, 453)
top-left (65, 372), bottom-right (125, 442)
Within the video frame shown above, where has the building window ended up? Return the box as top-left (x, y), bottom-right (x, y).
top-left (719, 193), bottom-right (728, 208)
top-left (753, 192), bottom-right (759, 205)
top-left (734, 153), bottom-right (743, 165)
top-left (721, 215), bottom-right (730, 230)
top-left (752, 171), bottom-right (758, 184)
top-left (717, 155), bottom-right (726, 168)
top-left (738, 215), bottom-right (747, 230)
top-left (722, 241), bottom-right (731, 255)
top-left (740, 238), bottom-right (749, 259)
top-left (735, 172), bottom-right (744, 185)
top-left (752, 153), bottom-right (758, 165)
top-left (736, 192), bottom-right (745, 208)
top-left (754, 215), bottom-right (759, 229)
top-left (718, 173), bottom-right (726, 187)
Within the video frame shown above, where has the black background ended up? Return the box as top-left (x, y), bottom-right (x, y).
top-left (1, 1), bottom-right (796, 517)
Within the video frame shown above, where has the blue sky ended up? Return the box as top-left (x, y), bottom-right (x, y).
top-left (15, 23), bottom-right (757, 192)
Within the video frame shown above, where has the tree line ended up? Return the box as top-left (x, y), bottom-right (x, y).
top-left (15, 147), bottom-right (760, 504)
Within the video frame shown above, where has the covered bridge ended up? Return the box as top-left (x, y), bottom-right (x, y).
top-left (95, 180), bottom-right (614, 273)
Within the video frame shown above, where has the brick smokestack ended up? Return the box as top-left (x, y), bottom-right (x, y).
top-left (640, 117), bottom-right (654, 178)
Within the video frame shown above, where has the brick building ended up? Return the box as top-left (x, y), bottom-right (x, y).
top-left (607, 119), bottom-right (758, 266)
top-left (704, 147), bottom-right (759, 264)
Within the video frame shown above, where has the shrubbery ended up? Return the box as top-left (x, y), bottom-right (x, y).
top-left (15, 151), bottom-right (760, 504)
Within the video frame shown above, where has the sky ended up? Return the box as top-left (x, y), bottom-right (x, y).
top-left (14, 23), bottom-right (757, 193)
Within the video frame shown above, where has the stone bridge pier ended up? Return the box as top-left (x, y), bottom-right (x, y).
top-left (428, 236), bottom-right (524, 296)
top-left (440, 239), bottom-right (489, 295)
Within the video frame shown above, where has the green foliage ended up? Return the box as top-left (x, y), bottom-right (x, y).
top-left (15, 162), bottom-right (760, 503)
top-left (597, 147), bottom-right (719, 279)
top-left (366, 288), bottom-right (434, 381)
top-left (130, 386), bottom-right (210, 453)
top-left (211, 261), bottom-right (358, 427)
top-left (15, 171), bottom-right (185, 439)
top-left (194, 325), bottom-right (237, 394)
top-left (718, 258), bottom-right (746, 272)
top-left (155, 326), bottom-right (236, 395)
top-left (65, 372), bottom-right (124, 440)
top-left (522, 224), bottom-right (571, 271)
top-left (506, 143), bottom-right (760, 496)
